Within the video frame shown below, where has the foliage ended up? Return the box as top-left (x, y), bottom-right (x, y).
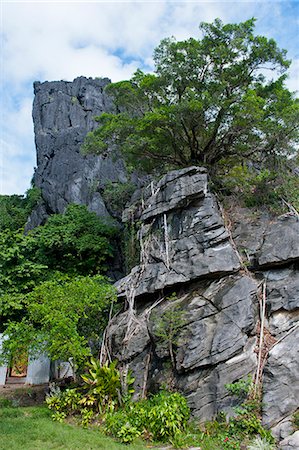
top-left (247, 436), bottom-right (276, 450)
top-left (225, 375), bottom-right (253, 398)
top-left (31, 204), bottom-right (118, 275)
top-left (216, 161), bottom-right (299, 212)
top-left (102, 181), bottom-right (135, 216)
top-left (80, 359), bottom-right (123, 413)
top-left (0, 276), bottom-right (117, 369)
top-left (0, 187), bottom-right (41, 232)
top-left (46, 360), bottom-right (134, 425)
top-left (105, 391), bottom-right (190, 444)
top-left (153, 294), bottom-right (186, 367)
top-left (83, 18), bottom-right (299, 174)
top-left (292, 410), bottom-right (299, 431)
top-left (0, 204), bottom-right (118, 328)
top-left (0, 229), bottom-right (48, 296)
top-left (223, 376), bottom-right (274, 444)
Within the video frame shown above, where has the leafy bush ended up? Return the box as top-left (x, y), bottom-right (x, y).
top-left (31, 204), bottom-right (118, 275)
top-left (105, 391), bottom-right (190, 443)
top-left (46, 387), bottom-right (83, 422)
top-left (102, 181), bottom-right (135, 216)
top-left (224, 376), bottom-right (274, 444)
top-left (0, 187), bottom-right (41, 232)
top-left (80, 359), bottom-right (123, 413)
top-left (1, 276), bottom-right (116, 370)
top-left (225, 376), bottom-right (253, 398)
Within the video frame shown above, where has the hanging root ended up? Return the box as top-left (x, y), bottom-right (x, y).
top-left (253, 282), bottom-right (276, 399)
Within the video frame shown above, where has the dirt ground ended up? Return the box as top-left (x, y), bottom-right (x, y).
top-left (0, 383), bottom-right (48, 406)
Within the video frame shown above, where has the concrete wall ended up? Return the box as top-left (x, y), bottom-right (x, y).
top-left (0, 334), bottom-right (8, 385)
top-left (26, 354), bottom-right (51, 385)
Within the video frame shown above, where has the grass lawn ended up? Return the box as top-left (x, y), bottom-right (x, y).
top-left (0, 406), bottom-right (148, 450)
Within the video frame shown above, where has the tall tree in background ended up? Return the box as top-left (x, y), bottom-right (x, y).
top-left (83, 18), bottom-right (299, 173)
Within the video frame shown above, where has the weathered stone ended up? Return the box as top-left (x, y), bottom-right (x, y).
top-left (179, 338), bottom-right (257, 420)
top-left (117, 168), bottom-right (240, 298)
top-left (28, 76), bottom-right (128, 229)
top-left (257, 215), bottom-right (299, 267)
top-left (279, 431), bottom-right (299, 449)
top-left (264, 267), bottom-right (299, 313)
top-left (176, 275), bottom-right (258, 371)
top-left (262, 327), bottom-right (299, 433)
top-left (269, 310), bottom-right (299, 338)
top-left (107, 310), bottom-right (151, 362)
top-left (232, 207), bottom-right (271, 266)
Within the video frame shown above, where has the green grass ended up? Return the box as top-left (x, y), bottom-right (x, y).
top-left (0, 406), bottom-right (148, 450)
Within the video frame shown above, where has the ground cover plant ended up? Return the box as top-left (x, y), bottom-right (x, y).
top-left (0, 405), bottom-right (147, 450)
top-left (43, 358), bottom-right (276, 449)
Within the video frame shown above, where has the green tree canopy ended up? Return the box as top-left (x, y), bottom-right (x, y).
top-left (0, 204), bottom-right (118, 329)
top-left (0, 276), bottom-right (117, 370)
top-left (83, 18), bottom-right (299, 173)
top-left (0, 187), bottom-right (41, 232)
top-left (31, 204), bottom-right (118, 275)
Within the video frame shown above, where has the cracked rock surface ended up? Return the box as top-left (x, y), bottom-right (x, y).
top-left (27, 76), bottom-right (127, 229)
top-left (116, 167), bottom-right (240, 297)
top-left (108, 168), bottom-right (298, 443)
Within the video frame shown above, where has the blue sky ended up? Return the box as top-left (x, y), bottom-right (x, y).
top-left (1, 0), bottom-right (299, 195)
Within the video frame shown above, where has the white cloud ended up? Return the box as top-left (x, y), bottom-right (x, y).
top-left (1, 0), bottom-right (298, 194)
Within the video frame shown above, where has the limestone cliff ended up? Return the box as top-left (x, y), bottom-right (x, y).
top-left (106, 167), bottom-right (299, 443)
top-left (27, 76), bottom-right (128, 229)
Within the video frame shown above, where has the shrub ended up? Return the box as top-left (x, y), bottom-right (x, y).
top-left (104, 391), bottom-right (190, 443)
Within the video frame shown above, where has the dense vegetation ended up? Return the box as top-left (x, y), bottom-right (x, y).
top-left (0, 187), bottom-right (41, 232)
top-left (83, 18), bottom-right (299, 214)
top-left (0, 203), bottom-right (118, 367)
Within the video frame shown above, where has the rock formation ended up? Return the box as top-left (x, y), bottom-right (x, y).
top-left (28, 77), bottom-right (298, 445)
top-left (106, 167), bottom-right (299, 443)
top-left (27, 76), bottom-right (128, 229)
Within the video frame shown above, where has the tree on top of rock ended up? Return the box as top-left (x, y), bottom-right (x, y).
top-left (82, 18), bottom-right (299, 173)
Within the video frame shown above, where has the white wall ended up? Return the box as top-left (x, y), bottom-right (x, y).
top-left (0, 334), bottom-right (8, 385)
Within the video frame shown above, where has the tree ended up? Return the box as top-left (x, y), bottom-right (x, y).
top-left (0, 187), bottom-right (41, 232)
top-left (82, 18), bottom-right (299, 173)
top-left (0, 204), bottom-right (117, 329)
top-left (0, 276), bottom-right (117, 372)
top-left (31, 204), bottom-right (118, 275)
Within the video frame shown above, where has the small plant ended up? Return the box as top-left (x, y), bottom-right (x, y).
top-left (247, 436), bottom-right (276, 450)
top-left (292, 410), bottom-right (299, 430)
top-left (225, 375), bottom-right (253, 398)
top-left (152, 294), bottom-right (186, 368)
top-left (224, 376), bottom-right (274, 444)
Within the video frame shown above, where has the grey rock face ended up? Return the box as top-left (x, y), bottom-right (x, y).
top-left (232, 208), bottom-right (299, 269)
top-left (108, 275), bottom-right (258, 417)
top-left (257, 215), bottom-right (299, 267)
top-left (176, 275), bottom-right (258, 372)
top-left (28, 76), bottom-right (127, 228)
top-left (117, 167), bottom-right (240, 298)
top-left (262, 327), bottom-right (299, 436)
top-left (108, 168), bottom-right (298, 440)
top-left (279, 431), bottom-right (299, 449)
top-left (265, 267), bottom-right (299, 314)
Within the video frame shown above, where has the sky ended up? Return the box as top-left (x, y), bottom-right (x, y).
top-left (1, 0), bottom-right (299, 195)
